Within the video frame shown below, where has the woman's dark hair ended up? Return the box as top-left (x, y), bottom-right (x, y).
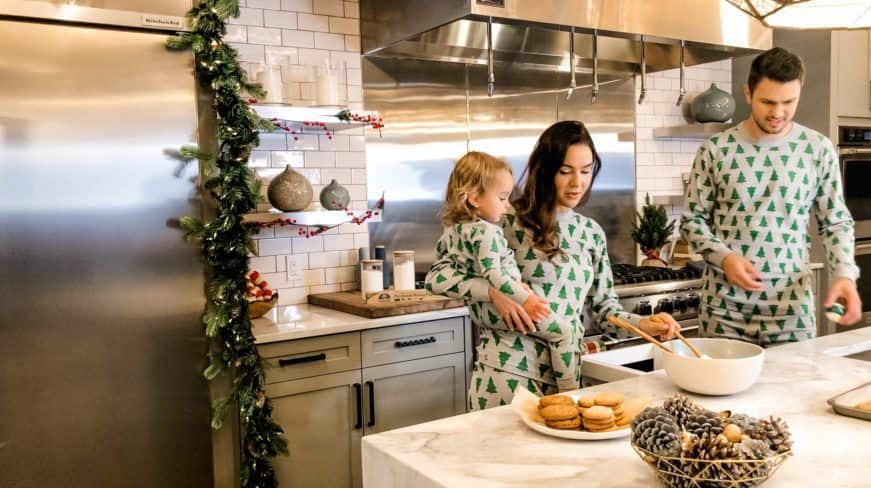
top-left (514, 120), bottom-right (602, 259)
top-left (748, 47), bottom-right (805, 93)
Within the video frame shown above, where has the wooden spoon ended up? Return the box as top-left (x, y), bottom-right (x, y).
top-left (606, 315), bottom-right (674, 355)
top-left (675, 330), bottom-right (706, 359)
top-left (648, 314), bottom-right (706, 359)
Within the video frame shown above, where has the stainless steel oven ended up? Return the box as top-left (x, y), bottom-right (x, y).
top-left (839, 126), bottom-right (871, 240)
top-left (845, 241), bottom-right (871, 330)
top-left (837, 127), bottom-right (871, 330)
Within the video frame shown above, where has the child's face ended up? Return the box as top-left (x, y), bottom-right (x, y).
top-left (470, 169), bottom-right (514, 223)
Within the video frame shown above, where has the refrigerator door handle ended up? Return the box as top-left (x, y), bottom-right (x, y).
top-left (366, 380), bottom-right (376, 427)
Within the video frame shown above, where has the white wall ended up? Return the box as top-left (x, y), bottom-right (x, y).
top-left (226, 0), bottom-right (367, 305)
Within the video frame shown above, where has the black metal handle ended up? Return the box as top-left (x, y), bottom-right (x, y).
top-left (394, 336), bottom-right (436, 348)
top-left (366, 381), bottom-right (375, 427)
top-left (278, 352), bottom-right (326, 367)
top-left (353, 383), bottom-right (363, 429)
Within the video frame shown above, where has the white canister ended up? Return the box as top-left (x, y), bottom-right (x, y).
top-left (393, 250), bottom-right (415, 291)
top-left (257, 64), bottom-right (283, 103)
top-left (360, 259), bottom-right (384, 299)
top-left (314, 62), bottom-right (340, 106)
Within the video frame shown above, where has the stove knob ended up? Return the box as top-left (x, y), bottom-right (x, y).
top-left (655, 298), bottom-right (674, 314)
top-left (673, 296), bottom-right (687, 312)
top-left (636, 300), bottom-right (653, 316)
top-left (687, 294), bottom-right (700, 308)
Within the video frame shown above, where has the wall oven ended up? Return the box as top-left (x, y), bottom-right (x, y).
top-left (838, 126), bottom-right (871, 329)
top-left (839, 126), bottom-right (871, 240)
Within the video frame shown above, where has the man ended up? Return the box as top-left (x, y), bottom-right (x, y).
top-left (681, 47), bottom-right (862, 346)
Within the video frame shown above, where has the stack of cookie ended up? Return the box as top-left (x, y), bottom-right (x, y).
top-left (537, 391), bottom-right (636, 432)
top-left (576, 391), bottom-right (630, 431)
top-left (537, 395), bottom-right (581, 430)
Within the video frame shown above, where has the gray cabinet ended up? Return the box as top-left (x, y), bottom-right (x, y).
top-left (258, 316), bottom-right (470, 488)
top-left (362, 352), bottom-right (466, 435)
top-left (833, 29), bottom-right (871, 119)
top-left (266, 370), bottom-right (363, 488)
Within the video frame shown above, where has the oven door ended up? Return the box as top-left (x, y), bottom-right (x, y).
top-left (842, 241), bottom-right (871, 331)
top-left (841, 150), bottom-right (871, 240)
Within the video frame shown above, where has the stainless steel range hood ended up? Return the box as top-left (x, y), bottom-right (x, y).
top-left (361, 0), bottom-right (772, 77)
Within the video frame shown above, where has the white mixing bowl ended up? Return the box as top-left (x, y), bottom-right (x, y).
top-left (656, 338), bottom-right (765, 395)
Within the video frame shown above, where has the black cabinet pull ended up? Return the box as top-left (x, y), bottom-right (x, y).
top-left (394, 336), bottom-right (436, 348)
top-left (353, 383), bottom-right (363, 429)
top-left (366, 381), bottom-right (376, 427)
top-left (278, 352), bottom-right (326, 366)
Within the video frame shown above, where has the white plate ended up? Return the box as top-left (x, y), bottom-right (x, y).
top-left (520, 413), bottom-right (631, 440)
top-left (510, 388), bottom-right (631, 441)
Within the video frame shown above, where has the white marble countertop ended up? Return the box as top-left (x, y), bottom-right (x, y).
top-left (251, 303), bottom-right (469, 344)
top-left (362, 328), bottom-right (871, 487)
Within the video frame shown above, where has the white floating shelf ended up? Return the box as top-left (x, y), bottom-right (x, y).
top-left (243, 209), bottom-right (382, 227)
top-left (652, 123), bottom-right (731, 139)
top-left (250, 104), bottom-right (372, 131)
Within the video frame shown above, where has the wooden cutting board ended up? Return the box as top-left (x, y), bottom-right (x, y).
top-left (308, 291), bottom-right (466, 319)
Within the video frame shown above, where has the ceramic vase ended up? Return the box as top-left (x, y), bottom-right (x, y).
top-left (319, 179), bottom-right (351, 210)
top-left (267, 165), bottom-right (312, 212)
top-left (691, 83), bottom-right (735, 123)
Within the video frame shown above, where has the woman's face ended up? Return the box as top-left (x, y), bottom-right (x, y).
top-left (553, 143), bottom-right (594, 212)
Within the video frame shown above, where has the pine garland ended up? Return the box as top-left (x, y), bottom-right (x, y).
top-left (167, 1), bottom-right (287, 486)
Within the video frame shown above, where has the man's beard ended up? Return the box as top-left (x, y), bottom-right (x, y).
top-left (752, 113), bottom-right (789, 135)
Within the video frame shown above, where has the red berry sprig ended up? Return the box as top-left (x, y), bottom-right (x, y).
top-left (245, 194), bottom-right (385, 237)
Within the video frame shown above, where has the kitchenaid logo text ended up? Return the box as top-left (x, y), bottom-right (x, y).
top-left (141, 15), bottom-right (184, 29)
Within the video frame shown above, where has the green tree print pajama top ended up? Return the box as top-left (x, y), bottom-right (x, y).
top-left (426, 210), bottom-right (641, 410)
top-left (681, 123), bottom-right (859, 346)
top-left (431, 219), bottom-right (582, 392)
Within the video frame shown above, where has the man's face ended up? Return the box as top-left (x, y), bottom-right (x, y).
top-left (744, 77), bottom-right (802, 136)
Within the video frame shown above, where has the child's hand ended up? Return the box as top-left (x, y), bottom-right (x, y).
top-left (522, 294), bottom-right (550, 325)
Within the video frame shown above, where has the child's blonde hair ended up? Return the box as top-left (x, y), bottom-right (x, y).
top-left (442, 151), bottom-right (514, 225)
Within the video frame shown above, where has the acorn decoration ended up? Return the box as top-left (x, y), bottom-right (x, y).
top-left (630, 395), bottom-right (793, 488)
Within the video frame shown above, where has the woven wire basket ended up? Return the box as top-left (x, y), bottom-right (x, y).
top-left (631, 442), bottom-right (792, 488)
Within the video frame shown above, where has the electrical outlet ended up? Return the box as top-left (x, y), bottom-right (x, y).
top-left (287, 257), bottom-right (300, 280)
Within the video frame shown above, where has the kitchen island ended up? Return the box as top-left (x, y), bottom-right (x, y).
top-left (362, 328), bottom-right (871, 487)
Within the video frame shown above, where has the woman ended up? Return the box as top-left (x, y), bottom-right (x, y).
top-left (426, 121), bottom-right (680, 410)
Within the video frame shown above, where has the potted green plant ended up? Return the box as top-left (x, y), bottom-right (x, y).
top-left (631, 194), bottom-right (676, 267)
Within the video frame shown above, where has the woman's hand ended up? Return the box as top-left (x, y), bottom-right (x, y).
top-left (522, 295), bottom-right (550, 324)
top-left (638, 313), bottom-right (681, 340)
top-left (488, 286), bottom-right (539, 334)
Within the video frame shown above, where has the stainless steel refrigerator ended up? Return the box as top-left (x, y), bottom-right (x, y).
top-left (0, 2), bottom-right (214, 486)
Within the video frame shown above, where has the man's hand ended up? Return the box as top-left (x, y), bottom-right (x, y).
top-left (824, 277), bottom-right (863, 325)
top-left (722, 253), bottom-right (765, 291)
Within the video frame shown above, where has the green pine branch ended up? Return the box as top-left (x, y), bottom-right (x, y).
top-left (167, 1), bottom-right (287, 486)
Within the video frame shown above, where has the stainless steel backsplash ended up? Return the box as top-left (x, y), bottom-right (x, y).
top-left (363, 57), bottom-right (636, 282)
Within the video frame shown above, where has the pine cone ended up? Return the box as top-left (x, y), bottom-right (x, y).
top-left (738, 437), bottom-right (775, 460)
top-left (632, 405), bottom-right (670, 428)
top-left (684, 409), bottom-right (724, 437)
top-left (631, 407), bottom-right (682, 457)
top-left (748, 416), bottom-right (792, 454)
top-left (682, 432), bottom-right (742, 483)
top-left (726, 413), bottom-right (760, 433)
top-left (663, 394), bottom-right (700, 428)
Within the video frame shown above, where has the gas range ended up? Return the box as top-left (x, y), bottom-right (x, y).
top-left (584, 263), bottom-right (704, 350)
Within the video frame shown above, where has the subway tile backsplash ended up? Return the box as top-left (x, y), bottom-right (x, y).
top-left (230, 1), bottom-right (366, 304)
top-left (634, 59), bottom-right (732, 262)
top-left (233, 1), bottom-right (729, 301)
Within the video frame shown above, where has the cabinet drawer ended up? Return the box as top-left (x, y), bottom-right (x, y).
top-left (361, 318), bottom-right (464, 367)
top-left (259, 332), bottom-right (361, 384)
